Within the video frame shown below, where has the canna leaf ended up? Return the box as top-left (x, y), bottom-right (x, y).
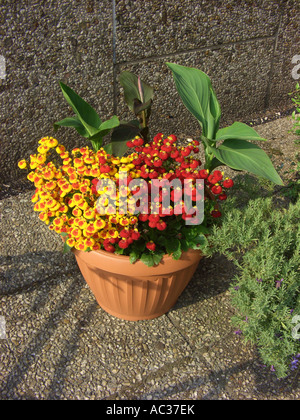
top-left (119, 71), bottom-right (153, 114)
top-left (54, 116), bottom-right (89, 137)
top-left (215, 122), bottom-right (267, 142)
top-left (59, 82), bottom-right (102, 137)
top-left (209, 139), bottom-right (284, 185)
top-left (110, 120), bottom-right (140, 156)
top-left (166, 62), bottom-right (221, 139)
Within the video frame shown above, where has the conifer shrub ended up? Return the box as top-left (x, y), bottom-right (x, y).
top-left (208, 196), bottom-right (300, 378)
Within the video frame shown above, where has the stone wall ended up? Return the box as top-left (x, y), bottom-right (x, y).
top-left (0, 0), bottom-right (299, 184)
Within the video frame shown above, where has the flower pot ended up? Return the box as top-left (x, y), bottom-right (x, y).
top-left (72, 248), bottom-right (203, 321)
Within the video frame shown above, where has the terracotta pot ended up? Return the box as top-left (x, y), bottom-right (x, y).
top-left (72, 248), bottom-right (203, 321)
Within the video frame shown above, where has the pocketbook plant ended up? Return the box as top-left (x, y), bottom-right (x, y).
top-left (18, 62), bottom-right (282, 266)
top-left (19, 133), bottom-right (234, 266)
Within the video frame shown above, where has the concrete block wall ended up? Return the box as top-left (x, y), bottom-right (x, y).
top-left (0, 0), bottom-right (299, 184)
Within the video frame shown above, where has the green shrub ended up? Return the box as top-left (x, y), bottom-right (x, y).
top-left (208, 196), bottom-right (300, 378)
top-left (289, 82), bottom-right (300, 145)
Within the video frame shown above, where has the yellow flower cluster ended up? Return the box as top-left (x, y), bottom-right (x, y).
top-left (18, 137), bottom-right (140, 252)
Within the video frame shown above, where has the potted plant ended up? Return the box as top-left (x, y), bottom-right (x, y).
top-left (18, 63), bottom-right (283, 321)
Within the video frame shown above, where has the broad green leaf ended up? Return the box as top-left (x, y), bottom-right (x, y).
top-left (54, 116), bottom-right (89, 137)
top-left (119, 71), bottom-right (154, 113)
top-left (140, 253), bottom-right (154, 267)
top-left (166, 62), bottom-right (221, 139)
top-left (98, 115), bottom-right (120, 134)
top-left (129, 250), bottom-right (140, 264)
top-left (152, 251), bottom-right (164, 265)
top-left (165, 238), bottom-right (181, 255)
top-left (63, 240), bottom-right (72, 254)
top-left (210, 139), bottom-right (284, 185)
top-left (133, 98), bottom-right (152, 115)
top-left (172, 248), bottom-right (182, 260)
top-left (86, 116), bottom-right (120, 151)
top-left (110, 120), bottom-right (140, 157)
top-left (215, 122), bottom-right (267, 142)
top-left (59, 82), bottom-right (102, 137)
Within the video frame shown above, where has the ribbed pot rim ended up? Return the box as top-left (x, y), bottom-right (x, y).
top-left (72, 247), bottom-right (203, 277)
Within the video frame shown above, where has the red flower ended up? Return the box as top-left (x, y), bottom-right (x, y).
top-left (118, 239), bottom-right (130, 249)
top-left (170, 150), bottom-right (179, 159)
top-left (181, 147), bottom-right (191, 157)
top-left (120, 228), bottom-right (130, 238)
top-left (218, 193), bottom-right (227, 201)
top-left (139, 214), bottom-right (149, 222)
top-left (223, 178), bottom-right (234, 188)
top-left (146, 241), bottom-right (156, 251)
top-left (167, 134), bottom-right (177, 143)
top-left (153, 158), bottom-right (163, 167)
top-left (100, 164), bottom-right (111, 174)
top-left (199, 169), bottom-right (209, 179)
top-left (156, 220), bottom-right (167, 231)
top-left (211, 185), bottom-right (222, 194)
top-left (189, 159), bottom-right (201, 169)
top-left (133, 137), bottom-right (144, 146)
top-left (211, 210), bottom-right (222, 218)
top-left (104, 241), bottom-right (115, 253)
top-left (158, 150), bottom-right (169, 160)
top-left (149, 214), bottom-right (160, 224)
top-left (131, 230), bottom-right (140, 240)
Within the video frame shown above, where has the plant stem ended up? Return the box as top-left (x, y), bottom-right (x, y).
top-left (204, 185), bottom-right (219, 211)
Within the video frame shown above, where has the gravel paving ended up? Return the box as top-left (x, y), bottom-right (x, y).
top-left (0, 117), bottom-right (299, 400)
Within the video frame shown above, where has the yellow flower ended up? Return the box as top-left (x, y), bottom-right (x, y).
top-left (46, 137), bottom-right (58, 148)
top-left (38, 212), bottom-right (48, 222)
top-left (31, 193), bottom-right (39, 203)
top-left (37, 144), bottom-right (50, 154)
top-left (70, 227), bottom-right (82, 239)
top-left (66, 238), bottom-right (75, 247)
top-left (83, 208), bottom-right (95, 220)
top-left (53, 217), bottom-right (64, 228)
top-left (56, 144), bottom-right (66, 154)
top-left (18, 160), bottom-right (27, 169)
top-left (72, 207), bottom-right (82, 217)
top-left (94, 219), bottom-right (106, 230)
top-left (84, 237), bottom-right (95, 248)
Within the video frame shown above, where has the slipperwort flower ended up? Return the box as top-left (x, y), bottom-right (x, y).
top-left (18, 134), bottom-right (234, 255)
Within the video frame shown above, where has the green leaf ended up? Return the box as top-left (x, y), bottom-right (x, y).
top-left (190, 234), bottom-right (208, 250)
top-left (59, 82), bottom-right (102, 137)
top-left (210, 139), bottom-right (284, 185)
top-left (110, 120), bottom-right (141, 156)
top-left (119, 72), bottom-right (154, 113)
top-left (129, 250), bottom-right (140, 264)
top-left (172, 247), bottom-right (182, 260)
top-left (215, 122), bottom-right (267, 142)
top-left (63, 240), bottom-right (72, 254)
top-left (165, 238), bottom-right (181, 255)
top-left (140, 253), bottom-right (154, 267)
top-left (166, 62), bottom-right (221, 139)
top-left (54, 117), bottom-right (89, 137)
top-left (153, 251), bottom-right (164, 265)
top-left (98, 115), bottom-right (120, 135)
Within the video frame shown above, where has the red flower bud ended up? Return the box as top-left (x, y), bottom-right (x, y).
top-left (146, 241), bottom-right (156, 251)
